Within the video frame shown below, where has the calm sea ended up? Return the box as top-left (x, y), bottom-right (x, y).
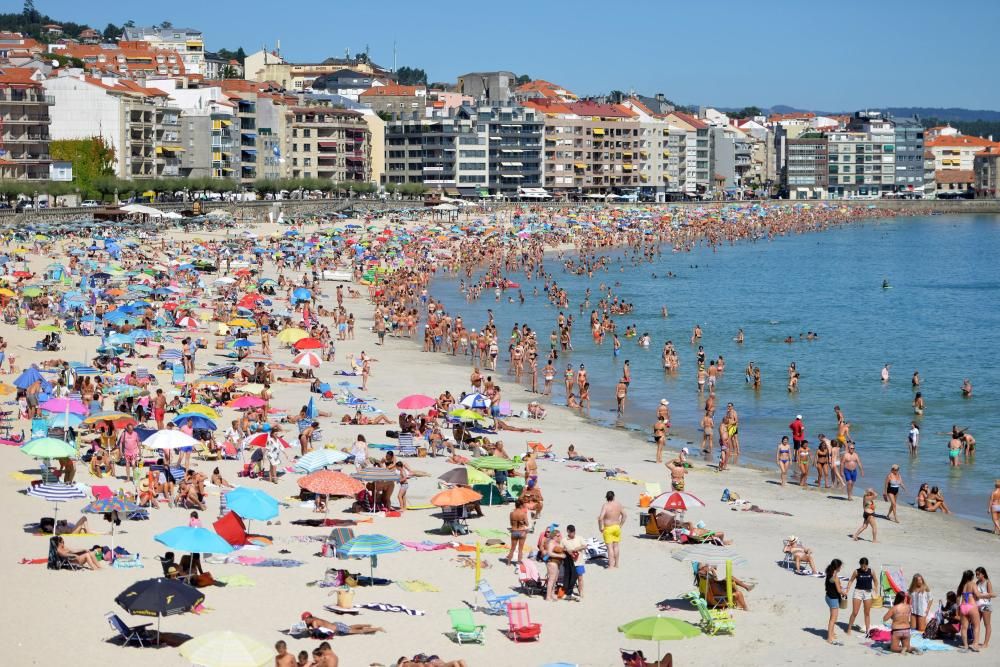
top-left (431, 214), bottom-right (1000, 520)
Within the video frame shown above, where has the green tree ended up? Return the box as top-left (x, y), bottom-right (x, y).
top-left (396, 66), bottom-right (428, 86)
top-left (516, 74), bottom-right (532, 85)
top-left (50, 137), bottom-right (116, 194)
top-left (731, 106), bottom-right (762, 119)
top-left (102, 23), bottom-right (120, 40)
top-left (22, 0), bottom-right (39, 23)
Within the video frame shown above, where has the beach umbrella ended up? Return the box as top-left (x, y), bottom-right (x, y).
top-left (175, 316), bottom-right (200, 330)
top-left (83, 496), bottom-right (141, 551)
top-left (618, 615), bottom-right (700, 661)
top-left (154, 526), bottom-right (234, 555)
top-left (39, 398), bottom-right (88, 415)
top-left (292, 337), bottom-right (323, 351)
top-left (172, 414), bottom-right (217, 431)
top-left (459, 392), bottom-right (491, 409)
top-left (396, 394), bottom-right (436, 410)
top-left (228, 395), bottom-right (265, 409)
top-left (276, 327), bottom-right (308, 343)
top-left (144, 429), bottom-right (199, 451)
top-left (27, 483), bottom-right (86, 523)
top-left (178, 403), bottom-right (220, 419)
top-left (292, 351), bottom-right (322, 368)
top-left (13, 367), bottom-right (47, 390)
top-left (470, 456), bottom-right (520, 471)
top-left (293, 449), bottom-right (349, 474)
top-left (438, 466), bottom-right (491, 486)
top-left (83, 410), bottom-right (133, 425)
top-left (20, 437), bottom-right (76, 459)
top-left (448, 408), bottom-right (489, 422)
top-left (430, 486), bottom-right (482, 507)
top-left (116, 577), bottom-right (204, 644)
top-left (180, 630), bottom-right (272, 667)
top-left (158, 349), bottom-right (183, 361)
top-left (336, 534), bottom-right (403, 580)
top-left (0, 382), bottom-right (16, 395)
top-left (351, 469), bottom-right (400, 484)
top-left (231, 339), bottom-right (255, 349)
top-left (242, 432), bottom-right (290, 449)
top-left (671, 545), bottom-right (748, 567)
top-left (204, 365), bottom-right (240, 378)
top-left (45, 411), bottom-right (85, 429)
top-left (649, 491), bottom-right (706, 512)
top-left (298, 470), bottom-right (364, 497)
top-left (227, 318), bottom-right (256, 328)
top-left (291, 287), bottom-right (312, 303)
top-left (225, 487), bottom-right (279, 522)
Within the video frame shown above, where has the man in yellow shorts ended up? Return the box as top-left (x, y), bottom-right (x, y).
top-left (598, 490), bottom-right (626, 568)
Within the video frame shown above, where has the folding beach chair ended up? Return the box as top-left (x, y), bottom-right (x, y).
top-left (325, 527), bottom-right (355, 558)
top-left (106, 612), bottom-right (154, 647)
top-left (448, 608), bottom-right (485, 644)
top-left (396, 432), bottom-right (417, 456)
top-left (477, 579), bottom-right (517, 615)
top-left (505, 601), bottom-right (541, 642)
top-left (517, 559), bottom-right (547, 597)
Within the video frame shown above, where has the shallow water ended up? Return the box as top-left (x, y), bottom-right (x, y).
top-left (432, 214), bottom-right (1000, 519)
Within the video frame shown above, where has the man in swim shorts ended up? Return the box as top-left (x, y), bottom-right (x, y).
top-left (598, 490), bottom-right (626, 568)
top-left (842, 443), bottom-right (863, 500)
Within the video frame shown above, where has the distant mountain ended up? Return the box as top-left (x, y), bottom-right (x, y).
top-left (768, 104), bottom-right (1000, 122)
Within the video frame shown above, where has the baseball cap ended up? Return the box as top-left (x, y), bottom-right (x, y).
top-left (301, 611), bottom-right (312, 620)
top-left (796, 414), bottom-right (802, 420)
top-left (660, 399), bottom-right (669, 405)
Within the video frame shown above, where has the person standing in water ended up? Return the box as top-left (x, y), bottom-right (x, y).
top-left (881, 363), bottom-right (891, 383)
top-left (990, 481), bottom-right (1000, 535)
top-left (908, 422), bottom-right (920, 455)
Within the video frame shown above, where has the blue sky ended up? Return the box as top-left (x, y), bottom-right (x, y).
top-left (36, 0), bottom-right (1000, 110)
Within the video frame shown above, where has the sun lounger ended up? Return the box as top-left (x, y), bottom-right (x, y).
top-left (448, 608), bottom-right (486, 644)
top-left (692, 596), bottom-right (735, 635)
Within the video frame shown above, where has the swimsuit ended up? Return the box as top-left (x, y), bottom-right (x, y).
top-left (844, 468), bottom-right (858, 483)
top-left (671, 479), bottom-right (685, 491)
top-left (601, 524), bottom-right (621, 544)
top-left (887, 482), bottom-right (900, 496)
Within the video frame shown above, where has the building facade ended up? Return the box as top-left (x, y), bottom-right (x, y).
top-left (285, 105), bottom-right (371, 183)
top-left (783, 132), bottom-right (828, 199)
top-left (122, 26), bottom-right (205, 76)
top-left (891, 116), bottom-right (925, 193)
top-left (974, 145), bottom-right (1000, 198)
top-left (0, 67), bottom-right (52, 181)
top-left (826, 125), bottom-right (895, 198)
top-left (479, 104), bottom-right (543, 196)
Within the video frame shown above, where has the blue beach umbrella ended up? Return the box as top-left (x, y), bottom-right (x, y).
top-left (154, 526), bottom-right (234, 554)
top-left (224, 487), bottom-right (280, 522)
top-left (171, 414), bottom-right (217, 431)
top-left (14, 366), bottom-right (48, 390)
top-left (293, 449), bottom-right (349, 474)
top-left (336, 534), bottom-right (404, 579)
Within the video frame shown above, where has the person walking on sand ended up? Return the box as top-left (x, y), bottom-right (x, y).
top-left (883, 465), bottom-right (905, 523)
top-left (825, 559), bottom-right (846, 644)
top-left (776, 436), bottom-right (792, 486)
top-left (842, 443), bottom-right (863, 500)
top-left (598, 491), bottom-right (626, 568)
top-left (990, 480), bottom-right (1000, 535)
top-left (852, 489), bottom-right (878, 543)
top-left (652, 415), bottom-right (667, 463)
top-left (505, 498), bottom-right (529, 565)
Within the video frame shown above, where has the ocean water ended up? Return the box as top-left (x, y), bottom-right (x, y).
top-left (431, 214), bottom-right (1000, 520)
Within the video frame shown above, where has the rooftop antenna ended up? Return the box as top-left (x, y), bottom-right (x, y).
top-left (392, 40), bottom-right (397, 72)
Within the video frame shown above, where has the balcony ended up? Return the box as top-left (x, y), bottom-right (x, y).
top-left (1, 132), bottom-right (50, 143)
top-left (0, 91), bottom-right (54, 104)
top-left (2, 114), bottom-right (51, 124)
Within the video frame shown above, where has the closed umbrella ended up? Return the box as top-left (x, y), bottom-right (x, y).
top-left (180, 630), bottom-right (272, 667)
top-left (337, 534), bottom-right (403, 580)
top-left (116, 577), bottom-right (204, 644)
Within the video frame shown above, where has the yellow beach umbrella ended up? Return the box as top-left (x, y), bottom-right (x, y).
top-left (227, 318), bottom-right (256, 328)
top-left (178, 404), bottom-right (220, 419)
top-left (237, 383), bottom-right (266, 396)
top-left (0, 288), bottom-right (14, 297)
top-left (276, 327), bottom-right (308, 343)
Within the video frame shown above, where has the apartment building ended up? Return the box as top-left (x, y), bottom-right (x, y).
top-left (974, 145), bottom-right (1000, 198)
top-left (55, 41), bottom-right (187, 79)
top-left (891, 116), bottom-right (925, 193)
top-left (457, 71), bottom-right (516, 103)
top-left (285, 104), bottom-right (371, 183)
top-left (384, 106), bottom-right (481, 193)
top-left (0, 67), bottom-right (52, 181)
top-left (826, 129), bottom-right (895, 198)
top-left (358, 84), bottom-right (426, 117)
top-left (663, 112), bottom-right (709, 195)
top-left (783, 132), bottom-right (828, 199)
top-left (477, 104), bottom-right (542, 196)
top-left (621, 97), bottom-right (673, 201)
top-left (524, 99), bottom-right (641, 197)
top-left (45, 72), bottom-right (178, 179)
top-left (925, 133), bottom-right (999, 172)
top-left (122, 26), bottom-right (205, 76)
top-left (244, 49), bottom-right (391, 91)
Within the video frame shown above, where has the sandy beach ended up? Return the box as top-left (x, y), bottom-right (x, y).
top-left (1, 213), bottom-right (996, 667)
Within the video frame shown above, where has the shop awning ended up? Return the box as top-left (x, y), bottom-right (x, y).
top-left (592, 128), bottom-right (605, 136)
top-left (574, 163), bottom-right (587, 169)
top-left (318, 141), bottom-right (338, 148)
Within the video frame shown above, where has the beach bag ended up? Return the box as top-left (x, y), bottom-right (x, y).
top-left (871, 594), bottom-right (884, 608)
top-left (923, 617), bottom-right (940, 639)
top-left (337, 586), bottom-right (355, 608)
top-left (192, 572), bottom-right (215, 587)
top-left (638, 494), bottom-right (652, 508)
top-left (838, 597), bottom-right (848, 610)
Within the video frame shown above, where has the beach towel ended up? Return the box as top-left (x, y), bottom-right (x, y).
top-left (401, 541), bottom-right (450, 552)
top-left (357, 603), bottom-right (425, 616)
top-left (215, 574), bottom-right (256, 587)
top-left (396, 580), bottom-right (440, 593)
top-left (474, 528), bottom-right (510, 540)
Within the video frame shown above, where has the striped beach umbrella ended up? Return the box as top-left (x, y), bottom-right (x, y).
top-left (351, 469), bottom-right (401, 483)
top-left (175, 316), bottom-right (200, 330)
top-left (158, 349), bottom-right (183, 361)
top-left (178, 403), bottom-right (220, 419)
top-left (671, 544), bottom-right (748, 567)
top-left (470, 456), bottom-right (521, 471)
top-left (205, 364), bottom-right (239, 378)
top-left (292, 351), bottom-right (322, 368)
top-left (27, 483), bottom-right (86, 523)
top-left (337, 534), bottom-right (404, 579)
top-left (293, 449), bottom-right (349, 474)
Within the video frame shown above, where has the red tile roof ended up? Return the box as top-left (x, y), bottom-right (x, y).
top-left (60, 41), bottom-right (187, 77)
top-left (976, 146), bottom-right (1000, 158)
top-left (515, 79), bottom-right (576, 100)
top-left (0, 67), bottom-right (40, 87)
top-left (667, 111), bottom-right (708, 130)
top-left (926, 135), bottom-right (1000, 148)
top-left (934, 169), bottom-right (975, 184)
top-left (359, 83), bottom-right (423, 97)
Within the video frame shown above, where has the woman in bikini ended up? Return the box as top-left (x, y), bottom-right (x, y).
top-left (826, 435), bottom-right (845, 489)
top-left (883, 592), bottom-right (915, 653)
top-left (852, 489), bottom-right (878, 543)
top-left (916, 482), bottom-right (929, 510)
top-left (776, 436), bottom-right (792, 486)
top-left (883, 464), bottom-right (905, 523)
top-left (796, 440), bottom-right (811, 488)
top-left (815, 440), bottom-right (831, 488)
top-left (957, 570), bottom-right (982, 651)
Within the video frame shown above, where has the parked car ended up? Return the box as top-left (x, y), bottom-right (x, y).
top-left (80, 200), bottom-right (101, 207)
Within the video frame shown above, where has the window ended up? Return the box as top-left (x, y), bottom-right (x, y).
top-left (303, 129), bottom-right (311, 137)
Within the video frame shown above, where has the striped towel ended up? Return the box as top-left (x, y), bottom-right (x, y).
top-left (357, 602), bottom-right (425, 616)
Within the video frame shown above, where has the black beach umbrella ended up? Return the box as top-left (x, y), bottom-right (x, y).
top-left (115, 577), bottom-right (204, 644)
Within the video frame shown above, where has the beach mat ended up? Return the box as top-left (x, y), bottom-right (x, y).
top-left (396, 580), bottom-right (440, 593)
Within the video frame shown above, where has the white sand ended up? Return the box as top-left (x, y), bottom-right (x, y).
top-left (0, 222), bottom-right (996, 667)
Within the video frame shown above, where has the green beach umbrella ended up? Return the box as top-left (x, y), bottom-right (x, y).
top-left (470, 456), bottom-right (521, 471)
top-left (448, 408), bottom-right (489, 422)
top-left (618, 615), bottom-right (700, 661)
top-left (20, 437), bottom-right (77, 459)
top-left (21, 287), bottom-right (42, 297)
